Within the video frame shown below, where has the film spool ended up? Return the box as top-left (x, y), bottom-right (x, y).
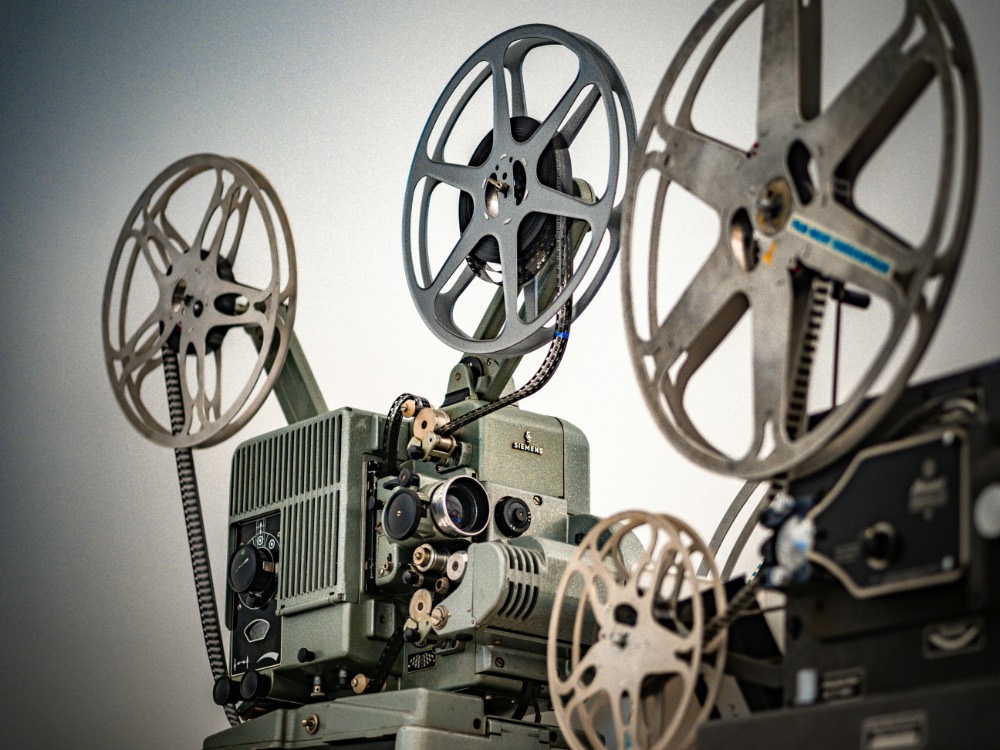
top-left (621, 0), bottom-right (979, 479)
top-left (547, 511), bottom-right (727, 750)
top-left (102, 154), bottom-right (296, 448)
top-left (403, 24), bottom-right (636, 358)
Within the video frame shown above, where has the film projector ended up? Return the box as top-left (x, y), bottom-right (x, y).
top-left (100, 2), bottom-right (998, 748)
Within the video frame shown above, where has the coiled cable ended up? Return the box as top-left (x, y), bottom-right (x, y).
top-left (163, 347), bottom-right (240, 727)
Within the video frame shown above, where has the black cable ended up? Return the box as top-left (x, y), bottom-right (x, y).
top-left (162, 348), bottom-right (240, 727)
top-left (511, 678), bottom-right (540, 721)
top-left (439, 204), bottom-right (573, 437)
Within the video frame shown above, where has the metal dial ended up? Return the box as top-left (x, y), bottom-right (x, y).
top-left (622, 0), bottom-right (979, 478)
top-left (102, 154), bottom-right (296, 448)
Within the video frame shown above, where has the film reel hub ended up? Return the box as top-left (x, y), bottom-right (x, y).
top-left (457, 115), bottom-right (572, 285)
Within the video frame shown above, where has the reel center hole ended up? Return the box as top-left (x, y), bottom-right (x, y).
top-left (729, 208), bottom-right (759, 271)
top-left (485, 159), bottom-right (525, 218)
top-left (485, 171), bottom-right (507, 218)
top-left (613, 603), bottom-right (638, 627)
top-left (172, 279), bottom-right (190, 313)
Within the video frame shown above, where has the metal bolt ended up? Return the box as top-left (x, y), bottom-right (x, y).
top-left (494, 657), bottom-right (505, 669)
top-left (943, 431), bottom-right (956, 446)
top-left (941, 555), bottom-right (956, 571)
top-left (610, 630), bottom-right (629, 647)
top-left (301, 715), bottom-right (319, 735)
top-left (532, 495), bottom-right (542, 506)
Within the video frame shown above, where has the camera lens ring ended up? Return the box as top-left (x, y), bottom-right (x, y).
top-left (429, 476), bottom-right (490, 537)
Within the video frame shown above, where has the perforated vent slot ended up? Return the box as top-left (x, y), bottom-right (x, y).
top-left (279, 491), bottom-right (339, 600)
top-left (229, 413), bottom-right (342, 516)
top-left (497, 545), bottom-right (542, 622)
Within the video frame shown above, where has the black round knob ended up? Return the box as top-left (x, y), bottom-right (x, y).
top-left (399, 467), bottom-right (419, 488)
top-left (495, 497), bottom-right (532, 538)
top-left (213, 675), bottom-right (239, 706)
top-left (383, 488), bottom-right (422, 541)
top-left (239, 670), bottom-right (271, 702)
top-left (863, 523), bottom-right (898, 569)
top-left (402, 627), bottom-right (419, 643)
top-left (297, 648), bottom-right (315, 664)
top-left (229, 544), bottom-right (273, 595)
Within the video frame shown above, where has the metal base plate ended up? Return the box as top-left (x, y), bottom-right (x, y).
top-left (203, 688), bottom-right (567, 750)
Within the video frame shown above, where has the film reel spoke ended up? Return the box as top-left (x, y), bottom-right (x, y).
top-left (428, 228), bottom-right (481, 297)
top-left (749, 282), bottom-right (794, 453)
top-left (497, 225), bottom-right (527, 323)
top-left (528, 76), bottom-right (591, 151)
top-left (800, 203), bottom-right (918, 288)
top-left (537, 183), bottom-right (604, 226)
top-left (554, 85), bottom-right (602, 147)
top-left (104, 154), bottom-right (297, 448)
top-left (206, 182), bottom-right (253, 267)
top-left (655, 122), bottom-right (748, 213)
top-left (176, 333), bottom-right (210, 432)
top-left (112, 307), bottom-right (165, 373)
top-left (138, 210), bottom-right (184, 272)
top-left (413, 154), bottom-right (481, 197)
top-left (434, 267), bottom-right (477, 320)
top-left (489, 56), bottom-right (514, 146)
top-left (646, 245), bottom-right (743, 389)
top-left (505, 46), bottom-right (529, 118)
top-left (819, 13), bottom-right (937, 168)
top-left (757, 0), bottom-right (821, 135)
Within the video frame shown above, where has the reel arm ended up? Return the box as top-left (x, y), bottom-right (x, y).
top-left (246, 312), bottom-right (328, 425)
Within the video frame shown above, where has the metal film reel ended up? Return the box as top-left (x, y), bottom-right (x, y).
top-left (404, 24), bottom-right (636, 358)
top-left (547, 511), bottom-right (727, 750)
top-left (103, 154), bottom-right (296, 448)
top-left (622, 0), bottom-right (979, 479)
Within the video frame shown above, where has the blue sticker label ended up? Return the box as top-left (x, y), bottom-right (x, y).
top-left (790, 216), bottom-right (891, 276)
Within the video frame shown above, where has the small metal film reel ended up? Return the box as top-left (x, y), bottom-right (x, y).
top-left (102, 154), bottom-right (296, 448)
top-left (547, 511), bottom-right (727, 750)
top-left (404, 24), bottom-right (636, 358)
top-left (622, 0), bottom-right (979, 479)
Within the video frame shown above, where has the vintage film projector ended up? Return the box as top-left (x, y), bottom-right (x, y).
top-left (103, 24), bottom-right (642, 750)
top-left (100, 1), bottom-right (999, 749)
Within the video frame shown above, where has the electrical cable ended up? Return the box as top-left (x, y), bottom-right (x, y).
top-left (439, 210), bottom-right (573, 437)
top-left (163, 347), bottom-right (240, 727)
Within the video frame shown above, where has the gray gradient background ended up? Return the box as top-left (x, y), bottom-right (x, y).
top-left (1, 2), bottom-right (998, 748)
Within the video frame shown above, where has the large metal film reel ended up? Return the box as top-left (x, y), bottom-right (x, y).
top-left (622, 0), bottom-right (979, 479)
top-left (403, 25), bottom-right (636, 358)
top-left (102, 154), bottom-right (296, 448)
top-left (547, 511), bottom-right (727, 750)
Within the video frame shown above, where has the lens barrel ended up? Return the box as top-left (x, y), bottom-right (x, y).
top-left (429, 476), bottom-right (490, 537)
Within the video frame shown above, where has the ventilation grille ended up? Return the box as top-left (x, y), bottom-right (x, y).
top-left (230, 413), bottom-right (342, 516)
top-left (278, 491), bottom-right (339, 601)
top-left (497, 545), bottom-right (542, 622)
